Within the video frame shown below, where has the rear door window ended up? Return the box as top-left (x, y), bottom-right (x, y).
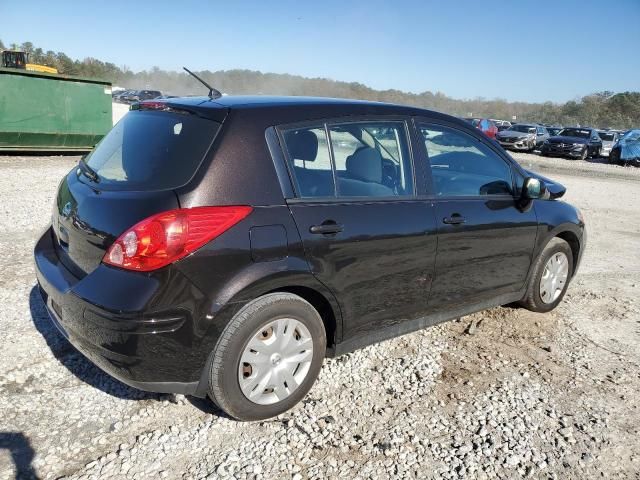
top-left (282, 121), bottom-right (414, 199)
top-left (85, 110), bottom-right (219, 191)
top-left (328, 122), bottom-right (413, 197)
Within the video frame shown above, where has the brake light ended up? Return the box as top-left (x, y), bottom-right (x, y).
top-left (103, 206), bottom-right (252, 272)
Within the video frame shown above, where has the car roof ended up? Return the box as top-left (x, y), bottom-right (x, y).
top-left (161, 94), bottom-right (461, 125)
top-left (165, 95), bottom-right (408, 110)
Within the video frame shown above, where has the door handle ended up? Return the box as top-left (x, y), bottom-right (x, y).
top-left (309, 223), bottom-right (343, 235)
top-left (443, 214), bottom-right (466, 225)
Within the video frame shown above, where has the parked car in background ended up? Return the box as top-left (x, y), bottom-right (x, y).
top-left (113, 90), bottom-right (135, 103)
top-left (465, 118), bottom-right (498, 139)
top-left (597, 130), bottom-right (619, 157)
top-left (34, 95), bottom-right (585, 420)
top-left (496, 124), bottom-right (549, 152)
top-left (122, 90), bottom-right (162, 104)
top-left (609, 129), bottom-right (640, 166)
top-left (541, 127), bottom-right (603, 160)
top-left (491, 119), bottom-right (512, 129)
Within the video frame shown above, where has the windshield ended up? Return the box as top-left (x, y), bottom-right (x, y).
top-left (509, 125), bottom-right (536, 134)
top-left (559, 128), bottom-right (591, 138)
top-left (85, 110), bottom-right (220, 191)
top-left (598, 132), bottom-right (615, 141)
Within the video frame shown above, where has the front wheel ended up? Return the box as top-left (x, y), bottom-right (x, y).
top-left (208, 293), bottom-right (326, 421)
top-left (610, 149), bottom-right (621, 165)
top-left (580, 148), bottom-right (589, 160)
top-left (519, 238), bottom-right (573, 313)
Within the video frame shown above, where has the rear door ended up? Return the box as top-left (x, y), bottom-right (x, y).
top-left (415, 121), bottom-right (538, 309)
top-left (280, 119), bottom-right (438, 343)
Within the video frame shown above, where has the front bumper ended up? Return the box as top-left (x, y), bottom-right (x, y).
top-left (541, 144), bottom-right (585, 158)
top-left (498, 138), bottom-right (533, 150)
top-left (34, 227), bottom-right (214, 396)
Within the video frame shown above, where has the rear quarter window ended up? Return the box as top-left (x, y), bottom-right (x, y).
top-left (85, 110), bottom-right (220, 191)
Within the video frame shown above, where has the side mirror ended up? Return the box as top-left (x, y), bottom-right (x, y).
top-left (522, 177), bottom-right (544, 200)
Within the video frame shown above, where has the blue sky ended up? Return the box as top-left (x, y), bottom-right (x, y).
top-left (2, 0), bottom-right (639, 103)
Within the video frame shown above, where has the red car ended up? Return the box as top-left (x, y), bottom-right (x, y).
top-left (464, 118), bottom-right (498, 139)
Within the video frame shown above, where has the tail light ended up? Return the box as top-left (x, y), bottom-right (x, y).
top-left (103, 206), bottom-right (252, 272)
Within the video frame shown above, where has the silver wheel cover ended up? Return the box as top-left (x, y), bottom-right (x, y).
top-left (539, 252), bottom-right (569, 304)
top-left (238, 318), bottom-right (313, 405)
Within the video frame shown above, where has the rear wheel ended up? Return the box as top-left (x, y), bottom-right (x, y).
top-left (519, 238), bottom-right (573, 313)
top-left (208, 293), bottom-right (326, 421)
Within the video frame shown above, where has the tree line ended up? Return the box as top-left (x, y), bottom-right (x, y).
top-left (3, 40), bottom-right (639, 129)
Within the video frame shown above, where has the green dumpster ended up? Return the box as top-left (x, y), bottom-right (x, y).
top-left (0, 67), bottom-right (112, 152)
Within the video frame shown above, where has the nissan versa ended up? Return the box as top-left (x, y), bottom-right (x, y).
top-left (35, 95), bottom-right (585, 421)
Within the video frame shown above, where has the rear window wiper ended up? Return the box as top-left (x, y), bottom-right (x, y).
top-left (78, 157), bottom-right (100, 183)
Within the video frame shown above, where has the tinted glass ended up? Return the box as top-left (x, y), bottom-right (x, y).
top-left (420, 124), bottom-right (513, 197)
top-left (85, 110), bottom-right (219, 191)
top-left (329, 122), bottom-right (413, 197)
top-left (559, 128), bottom-right (590, 138)
top-left (282, 126), bottom-right (335, 197)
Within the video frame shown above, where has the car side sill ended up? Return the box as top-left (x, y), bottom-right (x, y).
top-left (331, 291), bottom-right (524, 357)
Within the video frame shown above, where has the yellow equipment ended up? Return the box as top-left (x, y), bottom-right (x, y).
top-left (1, 50), bottom-right (58, 74)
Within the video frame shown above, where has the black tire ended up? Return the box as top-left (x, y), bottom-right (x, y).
top-left (610, 149), bottom-right (622, 165)
top-left (580, 147), bottom-right (588, 160)
top-left (519, 237), bottom-right (573, 313)
top-left (208, 292), bottom-right (326, 421)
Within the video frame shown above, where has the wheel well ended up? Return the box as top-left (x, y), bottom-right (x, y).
top-left (555, 231), bottom-right (580, 275)
top-left (267, 286), bottom-right (338, 349)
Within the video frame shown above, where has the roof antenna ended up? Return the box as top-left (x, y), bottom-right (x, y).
top-left (183, 67), bottom-right (222, 99)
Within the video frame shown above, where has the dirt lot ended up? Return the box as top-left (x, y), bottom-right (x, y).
top-left (0, 152), bottom-right (638, 479)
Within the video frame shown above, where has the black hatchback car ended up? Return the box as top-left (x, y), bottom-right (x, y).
top-left (35, 96), bottom-right (585, 420)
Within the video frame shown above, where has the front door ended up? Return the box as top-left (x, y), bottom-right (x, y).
top-left (416, 122), bottom-right (538, 309)
top-left (280, 119), bottom-right (438, 343)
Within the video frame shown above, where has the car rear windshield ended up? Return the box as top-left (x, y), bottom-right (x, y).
top-left (85, 110), bottom-right (219, 191)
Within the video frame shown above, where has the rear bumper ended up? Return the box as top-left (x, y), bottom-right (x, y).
top-left (34, 227), bottom-right (215, 397)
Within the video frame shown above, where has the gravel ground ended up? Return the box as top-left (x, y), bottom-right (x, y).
top-left (0, 153), bottom-right (639, 479)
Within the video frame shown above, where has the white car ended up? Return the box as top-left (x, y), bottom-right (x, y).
top-left (597, 131), bottom-right (619, 157)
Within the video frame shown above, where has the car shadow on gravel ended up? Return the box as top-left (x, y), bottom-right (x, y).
top-left (0, 432), bottom-right (38, 480)
top-left (28, 286), bottom-right (164, 402)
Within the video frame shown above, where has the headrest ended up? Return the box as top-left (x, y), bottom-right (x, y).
top-left (285, 129), bottom-right (318, 161)
top-left (346, 147), bottom-right (383, 183)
